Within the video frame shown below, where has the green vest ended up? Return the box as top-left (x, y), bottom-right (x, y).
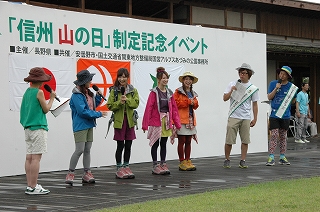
top-left (20, 88), bottom-right (48, 131)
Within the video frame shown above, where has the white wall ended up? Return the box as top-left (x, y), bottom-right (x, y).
top-left (0, 2), bottom-right (268, 177)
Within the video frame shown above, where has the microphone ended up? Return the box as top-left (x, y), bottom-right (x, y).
top-left (277, 79), bottom-right (282, 92)
top-left (120, 86), bottom-right (125, 95)
top-left (92, 84), bottom-right (107, 101)
top-left (237, 79), bottom-right (241, 83)
top-left (44, 84), bottom-right (60, 102)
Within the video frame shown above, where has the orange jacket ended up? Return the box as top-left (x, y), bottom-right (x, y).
top-left (173, 87), bottom-right (199, 125)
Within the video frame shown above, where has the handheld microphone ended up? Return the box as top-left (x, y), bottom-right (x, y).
top-left (237, 79), bottom-right (241, 83)
top-left (120, 86), bottom-right (125, 95)
top-left (277, 79), bottom-right (282, 92)
top-left (44, 84), bottom-right (60, 102)
top-left (92, 84), bottom-right (107, 101)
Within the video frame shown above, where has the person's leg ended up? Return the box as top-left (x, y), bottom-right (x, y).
top-left (279, 128), bottom-right (288, 155)
top-left (301, 114), bottom-right (308, 141)
top-left (241, 143), bottom-right (248, 161)
top-left (28, 154), bottom-right (42, 188)
top-left (151, 139), bottom-right (160, 164)
top-left (115, 141), bottom-right (125, 168)
top-left (177, 135), bottom-right (186, 161)
top-left (268, 129), bottom-right (279, 156)
top-left (184, 135), bottom-right (192, 160)
top-left (295, 115), bottom-right (304, 140)
top-left (224, 144), bottom-right (232, 160)
top-left (25, 154), bottom-right (32, 187)
top-left (83, 141), bottom-right (93, 171)
top-left (159, 137), bottom-right (168, 163)
top-left (69, 142), bottom-right (86, 171)
top-left (123, 140), bottom-right (133, 166)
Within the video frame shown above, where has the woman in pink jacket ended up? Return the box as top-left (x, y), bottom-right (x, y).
top-left (142, 67), bottom-right (181, 175)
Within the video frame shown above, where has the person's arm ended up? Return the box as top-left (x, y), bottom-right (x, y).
top-left (223, 86), bottom-right (236, 101)
top-left (250, 101), bottom-right (258, 127)
top-left (267, 81), bottom-right (281, 100)
top-left (37, 89), bottom-right (55, 114)
top-left (296, 101), bottom-right (301, 118)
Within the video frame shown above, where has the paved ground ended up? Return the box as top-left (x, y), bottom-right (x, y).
top-left (1, 137), bottom-right (320, 211)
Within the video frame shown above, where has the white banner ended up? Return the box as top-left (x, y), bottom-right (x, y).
top-left (8, 54), bottom-right (75, 111)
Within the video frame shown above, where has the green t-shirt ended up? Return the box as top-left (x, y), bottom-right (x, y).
top-left (20, 87), bottom-right (48, 131)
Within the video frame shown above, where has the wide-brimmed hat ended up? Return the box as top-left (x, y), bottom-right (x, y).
top-left (179, 71), bottom-right (198, 84)
top-left (235, 63), bottom-right (255, 74)
top-left (24, 67), bottom-right (51, 82)
top-left (279, 66), bottom-right (292, 79)
top-left (74, 70), bottom-right (95, 86)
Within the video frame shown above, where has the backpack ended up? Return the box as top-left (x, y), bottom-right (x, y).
top-left (105, 87), bottom-right (139, 138)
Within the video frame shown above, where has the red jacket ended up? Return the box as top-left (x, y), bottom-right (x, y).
top-left (173, 87), bottom-right (199, 125)
top-left (142, 87), bottom-right (181, 131)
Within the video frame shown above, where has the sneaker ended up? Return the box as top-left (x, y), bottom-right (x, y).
top-left (25, 184), bottom-right (50, 195)
top-left (65, 172), bottom-right (75, 185)
top-left (223, 159), bottom-right (231, 168)
top-left (152, 164), bottom-right (166, 175)
top-left (295, 139), bottom-right (305, 143)
top-left (115, 167), bottom-right (129, 179)
top-left (25, 186), bottom-right (33, 194)
top-left (160, 163), bottom-right (170, 175)
top-left (266, 157), bottom-right (275, 166)
top-left (239, 160), bottom-right (248, 168)
top-left (123, 166), bottom-right (135, 179)
top-left (186, 160), bottom-right (196, 171)
top-left (179, 160), bottom-right (189, 171)
top-left (279, 157), bottom-right (291, 165)
top-left (302, 139), bottom-right (310, 143)
top-left (82, 171), bottom-right (95, 183)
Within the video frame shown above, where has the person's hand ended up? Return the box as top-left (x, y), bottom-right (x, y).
top-left (296, 111), bottom-right (301, 118)
top-left (250, 119), bottom-right (257, 127)
top-left (275, 82), bottom-right (281, 90)
top-left (49, 91), bottom-right (56, 100)
top-left (231, 86), bottom-right (237, 91)
top-left (190, 98), bottom-right (194, 105)
top-left (120, 95), bottom-right (127, 104)
top-left (101, 111), bottom-right (108, 117)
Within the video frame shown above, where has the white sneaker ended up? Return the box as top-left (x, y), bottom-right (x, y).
top-left (25, 184), bottom-right (50, 195)
top-left (302, 139), bottom-right (310, 143)
top-left (295, 139), bottom-right (305, 143)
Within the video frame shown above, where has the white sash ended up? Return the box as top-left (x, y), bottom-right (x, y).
top-left (275, 84), bottom-right (298, 118)
top-left (228, 84), bottom-right (259, 117)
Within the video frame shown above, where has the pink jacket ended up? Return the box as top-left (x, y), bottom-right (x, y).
top-left (142, 87), bottom-right (181, 131)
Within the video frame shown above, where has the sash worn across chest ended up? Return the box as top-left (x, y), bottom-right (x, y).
top-left (275, 84), bottom-right (298, 118)
top-left (228, 84), bottom-right (259, 117)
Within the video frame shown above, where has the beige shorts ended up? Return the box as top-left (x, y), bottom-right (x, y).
top-left (74, 128), bottom-right (93, 142)
top-left (25, 128), bottom-right (48, 154)
top-left (225, 118), bottom-right (251, 145)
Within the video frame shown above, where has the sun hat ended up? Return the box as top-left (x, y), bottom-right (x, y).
top-left (24, 67), bottom-right (51, 82)
top-left (179, 71), bottom-right (198, 84)
top-left (74, 70), bottom-right (95, 86)
top-left (235, 63), bottom-right (255, 74)
top-left (280, 66), bottom-right (292, 79)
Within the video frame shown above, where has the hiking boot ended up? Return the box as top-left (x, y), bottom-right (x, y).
top-left (25, 184), bottom-right (50, 195)
top-left (123, 166), bottom-right (135, 179)
top-left (302, 139), bottom-right (310, 143)
top-left (295, 139), bottom-right (305, 144)
top-left (116, 167), bottom-right (129, 179)
top-left (160, 163), bottom-right (170, 175)
top-left (82, 171), bottom-right (95, 183)
top-left (266, 157), bottom-right (275, 166)
top-left (152, 164), bottom-right (165, 175)
top-left (186, 160), bottom-right (196, 171)
top-left (179, 160), bottom-right (189, 171)
top-left (223, 159), bottom-right (231, 168)
top-left (279, 157), bottom-right (291, 165)
top-left (239, 160), bottom-right (248, 168)
top-left (65, 172), bottom-right (75, 185)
